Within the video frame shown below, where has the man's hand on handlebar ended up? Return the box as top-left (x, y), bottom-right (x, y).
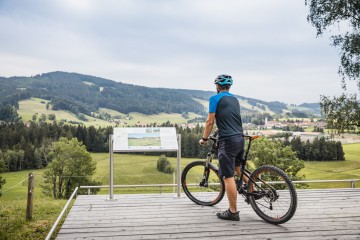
top-left (199, 138), bottom-right (208, 145)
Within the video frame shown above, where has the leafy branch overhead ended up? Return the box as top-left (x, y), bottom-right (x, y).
top-left (320, 94), bottom-right (360, 131)
top-left (306, 0), bottom-right (360, 86)
top-left (306, 0), bottom-right (360, 133)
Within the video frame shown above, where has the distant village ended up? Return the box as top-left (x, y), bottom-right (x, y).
top-left (106, 115), bottom-right (360, 144)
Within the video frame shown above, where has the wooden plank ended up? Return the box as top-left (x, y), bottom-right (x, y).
top-left (56, 188), bottom-right (360, 240)
top-left (58, 221), bottom-right (360, 235)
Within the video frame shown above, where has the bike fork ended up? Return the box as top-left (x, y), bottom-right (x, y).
top-left (200, 156), bottom-right (211, 187)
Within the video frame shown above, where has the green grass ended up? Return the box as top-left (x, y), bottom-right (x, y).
top-left (91, 153), bottom-right (196, 194)
top-left (298, 142), bottom-right (360, 188)
top-left (1, 143), bottom-right (359, 239)
top-left (99, 107), bottom-right (203, 125)
top-left (98, 107), bottom-right (126, 118)
top-left (239, 99), bottom-right (276, 114)
top-left (18, 99), bottom-right (204, 128)
top-left (304, 126), bottom-right (315, 132)
top-left (124, 112), bottom-right (202, 125)
top-left (0, 169), bottom-right (68, 240)
top-left (18, 98), bottom-right (111, 127)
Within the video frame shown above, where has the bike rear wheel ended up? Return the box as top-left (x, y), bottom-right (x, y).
top-left (248, 165), bottom-right (297, 224)
top-left (181, 161), bottom-right (225, 206)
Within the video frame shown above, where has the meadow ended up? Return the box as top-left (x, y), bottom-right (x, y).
top-left (299, 142), bottom-right (360, 188)
top-left (17, 98), bottom-right (203, 128)
top-left (18, 98), bottom-right (111, 128)
top-left (0, 169), bottom-right (67, 240)
top-left (0, 142), bottom-right (359, 239)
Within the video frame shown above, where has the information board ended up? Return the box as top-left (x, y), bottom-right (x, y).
top-left (113, 127), bottom-right (178, 152)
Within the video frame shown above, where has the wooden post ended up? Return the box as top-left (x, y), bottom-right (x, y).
top-left (26, 172), bottom-right (34, 221)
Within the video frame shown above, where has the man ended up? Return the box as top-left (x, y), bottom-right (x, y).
top-left (199, 74), bottom-right (244, 221)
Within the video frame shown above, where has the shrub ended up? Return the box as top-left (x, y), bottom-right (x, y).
top-left (157, 154), bottom-right (174, 174)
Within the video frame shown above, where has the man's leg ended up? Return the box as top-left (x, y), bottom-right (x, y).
top-left (235, 165), bottom-right (255, 194)
top-left (235, 166), bottom-right (249, 184)
top-left (217, 176), bottom-right (240, 221)
top-left (224, 177), bottom-right (237, 213)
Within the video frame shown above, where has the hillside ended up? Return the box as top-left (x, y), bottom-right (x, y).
top-left (0, 72), bottom-right (320, 122)
top-left (17, 98), bottom-right (203, 127)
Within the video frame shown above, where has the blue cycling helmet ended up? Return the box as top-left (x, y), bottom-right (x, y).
top-left (214, 74), bottom-right (233, 86)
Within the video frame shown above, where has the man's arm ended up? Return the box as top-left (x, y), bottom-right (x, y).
top-left (199, 113), bottom-right (215, 145)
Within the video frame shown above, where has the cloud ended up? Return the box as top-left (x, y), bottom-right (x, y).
top-left (0, 0), bottom-right (355, 104)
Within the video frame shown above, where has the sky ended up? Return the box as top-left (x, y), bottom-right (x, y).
top-left (0, 0), bottom-right (358, 104)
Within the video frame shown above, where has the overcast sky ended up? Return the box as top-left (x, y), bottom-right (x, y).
top-left (0, 0), bottom-right (357, 104)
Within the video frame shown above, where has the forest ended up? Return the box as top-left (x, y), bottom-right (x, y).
top-left (0, 120), bottom-right (345, 173)
top-left (0, 72), bottom-right (320, 119)
top-left (0, 72), bottom-right (206, 116)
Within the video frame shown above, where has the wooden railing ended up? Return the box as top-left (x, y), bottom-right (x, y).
top-left (79, 179), bottom-right (360, 194)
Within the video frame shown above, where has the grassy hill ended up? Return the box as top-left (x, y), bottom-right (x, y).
top-left (18, 98), bottom-right (111, 127)
top-left (0, 72), bottom-right (321, 124)
top-left (0, 71), bottom-right (206, 117)
top-left (18, 98), bottom-right (203, 127)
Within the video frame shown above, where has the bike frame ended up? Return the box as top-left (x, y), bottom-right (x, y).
top-left (205, 134), bottom-right (271, 201)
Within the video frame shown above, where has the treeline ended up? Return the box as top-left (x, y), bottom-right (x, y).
top-left (0, 121), bottom-right (209, 173)
top-left (0, 121), bottom-right (346, 173)
top-left (287, 136), bottom-right (345, 161)
top-left (0, 122), bottom-right (112, 172)
top-left (0, 104), bottom-right (20, 122)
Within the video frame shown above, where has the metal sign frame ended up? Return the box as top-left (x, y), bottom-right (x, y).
top-left (108, 128), bottom-right (181, 200)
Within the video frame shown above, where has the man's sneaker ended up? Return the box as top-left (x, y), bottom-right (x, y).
top-left (216, 209), bottom-right (240, 221)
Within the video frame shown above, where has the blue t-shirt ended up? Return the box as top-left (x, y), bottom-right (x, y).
top-left (209, 92), bottom-right (243, 139)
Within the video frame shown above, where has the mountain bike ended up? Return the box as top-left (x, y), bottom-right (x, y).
top-left (181, 130), bottom-right (297, 224)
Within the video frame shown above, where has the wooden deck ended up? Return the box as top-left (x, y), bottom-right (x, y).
top-left (56, 189), bottom-right (360, 240)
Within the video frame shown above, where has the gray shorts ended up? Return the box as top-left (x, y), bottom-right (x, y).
top-left (218, 136), bottom-right (245, 179)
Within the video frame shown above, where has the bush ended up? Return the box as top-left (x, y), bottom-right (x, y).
top-left (157, 154), bottom-right (174, 174)
top-left (0, 176), bottom-right (5, 197)
top-left (48, 113), bottom-right (56, 120)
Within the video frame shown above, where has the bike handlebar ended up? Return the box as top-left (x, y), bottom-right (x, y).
top-left (208, 130), bottom-right (261, 142)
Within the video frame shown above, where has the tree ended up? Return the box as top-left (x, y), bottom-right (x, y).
top-left (48, 114), bottom-right (56, 121)
top-left (0, 104), bottom-right (20, 122)
top-left (40, 113), bottom-right (47, 122)
top-left (3, 149), bottom-right (25, 171)
top-left (306, 0), bottom-right (360, 133)
top-left (290, 136), bottom-right (303, 159)
top-left (0, 150), bottom-right (5, 172)
top-left (34, 139), bottom-right (53, 168)
top-left (250, 138), bottom-right (305, 181)
top-left (320, 94), bottom-right (360, 133)
top-left (41, 137), bottom-right (99, 199)
top-left (0, 176), bottom-right (5, 197)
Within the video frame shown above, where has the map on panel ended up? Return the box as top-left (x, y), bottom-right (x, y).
top-left (113, 127), bottom-right (178, 152)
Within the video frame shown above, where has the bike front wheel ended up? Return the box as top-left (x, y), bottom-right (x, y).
top-left (248, 165), bottom-right (297, 224)
top-left (181, 161), bottom-right (225, 206)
